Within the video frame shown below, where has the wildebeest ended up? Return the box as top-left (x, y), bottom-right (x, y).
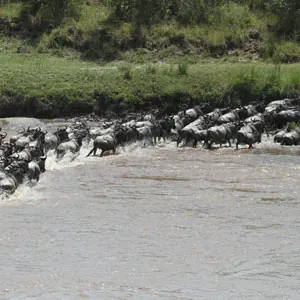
top-left (0, 159), bottom-right (29, 193)
top-left (10, 149), bottom-right (32, 162)
top-left (190, 128), bottom-right (207, 148)
top-left (236, 121), bottom-right (264, 149)
top-left (184, 106), bottom-right (203, 121)
top-left (14, 127), bottom-right (46, 152)
top-left (0, 142), bottom-right (13, 158)
top-left (273, 123), bottom-right (293, 143)
top-left (177, 109), bottom-right (223, 147)
top-left (86, 133), bottom-right (117, 157)
top-left (135, 118), bottom-right (160, 145)
top-left (274, 130), bottom-right (286, 143)
top-left (56, 134), bottom-right (84, 159)
top-left (275, 110), bottom-right (300, 128)
top-left (238, 104), bottom-right (258, 119)
top-left (177, 116), bottom-right (206, 147)
top-left (0, 172), bottom-right (18, 194)
top-left (89, 126), bottom-right (115, 140)
top-left (263, 98), bottom-right (299, 129)
top-left (205, 122), bottom-right (241, 148)
top-left (0, 131), bottom-right (7, 145)
top-left (217, 109), bottom-right (240, 125)
top-left (280, 128), bottom-right (300, 146)
top-left (157, 116), bottom-right (173, 142)
top-left (244, 113), bottom-right (269, 137)
top-left (44, 128), bottom-right (69, 153)
top-left (27, 156), bottom-right (47, 182)
top-left (10, 127), bottom-right (31, 145)
top-left (113, 124), bottom-right (139, 147)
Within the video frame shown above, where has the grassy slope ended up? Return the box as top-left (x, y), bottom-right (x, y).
top-left (1, 2), bottom-right (300, 117)
top-left (1, 52), bottom-right (300, 116)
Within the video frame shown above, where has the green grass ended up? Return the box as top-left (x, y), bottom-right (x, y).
top-left (1, 52), bottom-right (300, 117)
top-left (0, 2), bottom-right (23, 19)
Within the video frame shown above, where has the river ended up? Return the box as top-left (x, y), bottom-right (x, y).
top-left (0, 118), bottom-right (300, 299)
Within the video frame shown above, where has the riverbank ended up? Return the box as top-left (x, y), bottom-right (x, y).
top-left (1, 52), bottom-right (300, 118)
top-left (1, 1), bottom-right (300, 118)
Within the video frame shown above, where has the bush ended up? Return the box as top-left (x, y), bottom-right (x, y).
top-left (20, 0), bottom-right (82, 27)
top-left (273, 41), bottom-right (300, 63)
top-left (177, 60), bottom-right (189, 76)
top-left (268, 0), bottom-right (300, 36)
top-left (118, 63), bottom-right (133, 80)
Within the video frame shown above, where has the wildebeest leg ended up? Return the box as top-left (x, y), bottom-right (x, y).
top-left (93, 147), bottom-right (97, 156)
top-left (150, 138), bottom-right (155, 147)
top-left (248, 144), bottom-right (253, 149)
top-left (177, 136), bottom-right (182, 147)
top-left (236, 142), bottom-right (239, 150)
top-left (228, 139), bottom-right (231, 147)
top-left (86, 147), bottom-right (96, 157)
top-left (264, 126), bottom-right (269, 137)
top-left (193, 138), bottom-right (197, 148)
top-left (113, 147), bottom-right (116, 154)
top-left (100, 150), bottom-right (104, 157)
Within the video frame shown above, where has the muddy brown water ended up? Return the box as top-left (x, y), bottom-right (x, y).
top-left (1, 118), bottom-right (300, 299)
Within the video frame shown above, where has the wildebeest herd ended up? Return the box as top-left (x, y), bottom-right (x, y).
top-left (0, 97), bottom-right (300, 196)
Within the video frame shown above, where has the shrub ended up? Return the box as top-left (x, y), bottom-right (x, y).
top-left (177, 60), bottom-right (189, 76)
top-left (20, 0), bottom-right (82, 26)
top-left (118, 63), bottom-right (133, 80)
top-left (272, 41), bottom-right (300, 63)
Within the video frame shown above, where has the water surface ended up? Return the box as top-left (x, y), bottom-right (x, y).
top-left (0, 119), bottom-right (300, 299)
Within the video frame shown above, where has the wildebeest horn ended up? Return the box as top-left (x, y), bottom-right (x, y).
top-left (28, 126), bottom-right (31, 131)
top-left (41, 155), bottom-right (47, 160)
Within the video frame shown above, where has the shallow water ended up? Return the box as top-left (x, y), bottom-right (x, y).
top-left (1, 119), bottom-right (300, 299)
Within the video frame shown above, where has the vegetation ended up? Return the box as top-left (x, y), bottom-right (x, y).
top-left (1, 0), bottom-right (300, 117)
top-left (1, 52), bottom-right (300, 117)
top-left (1, 0), bottom-right (300, 62)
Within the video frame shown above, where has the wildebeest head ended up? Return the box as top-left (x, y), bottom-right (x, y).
top-left (54, 128), bottom-right (69, 143)
top-left (38, 156), bottom-right (47, 173)
top-left (159, 117), bottom-right (174, 134)
top-left (237, 106), bottom-right (249, 120)
top-left (0, 142), bottom-right (14, 158)
top-left (74, 133), bottom-right (85, 148)
top-left (6, 160), bottom-right (28, 184)
top-left (0, 131), bottom-right (7, 144)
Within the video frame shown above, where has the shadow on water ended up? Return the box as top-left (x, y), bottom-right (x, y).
top-left (230, 187), bottom-right (261, 193)
top-left (261, 197), bottom-right (289, 202)
top-left (251, 147), bottom-right (300, 156)
top-left (120, 175), bottom-right (190, 182)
